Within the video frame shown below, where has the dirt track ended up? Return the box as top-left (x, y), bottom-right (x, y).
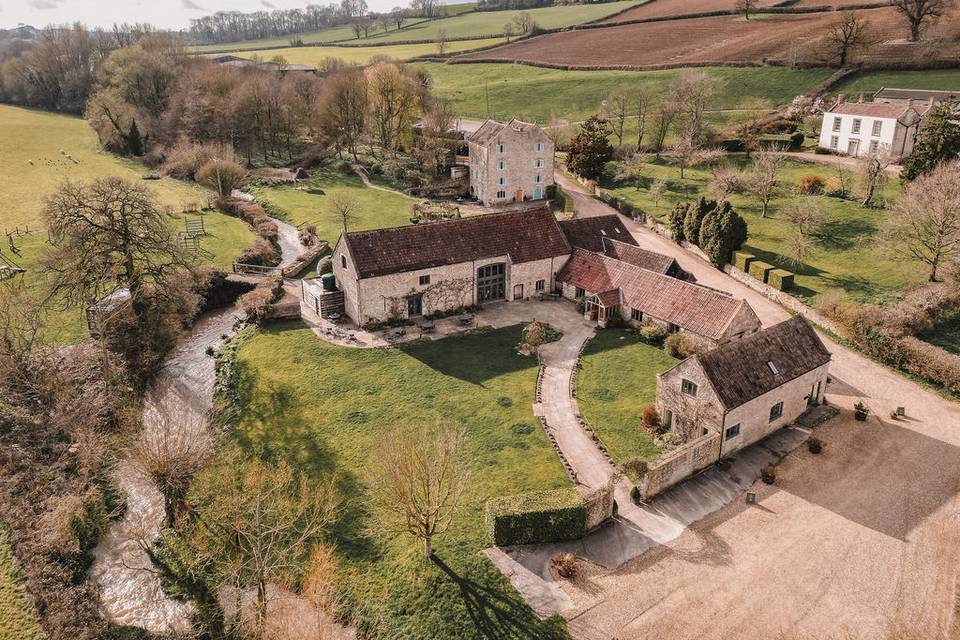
top-left (455, 8), bottom-right (960, 69)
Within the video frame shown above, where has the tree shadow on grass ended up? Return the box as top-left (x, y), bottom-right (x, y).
top-left (815, 217), bottom-right (878, 251)
top-left (431, 556), bottom-right (568, 640)
top-left (400, 326), bottom-right (536, 386)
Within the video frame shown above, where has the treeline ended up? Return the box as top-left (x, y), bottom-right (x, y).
top-left (476, 0), bottom-right (618, 11)
top-left (188, 3), bottom-right (354, 45)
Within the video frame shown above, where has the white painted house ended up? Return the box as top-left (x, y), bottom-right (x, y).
top-left (818, 100), bottom-right (931, 161)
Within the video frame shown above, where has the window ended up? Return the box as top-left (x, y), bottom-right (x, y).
top-left (498, 143), bottom-right (506, 153)
top-left (725, 423), bottom-right (740, 440)
top-left (534, 158), bottom-right (544, 168)
top-left (851, 118), bottom-right (862, 134)
top-left (477, 263), bottom-right (506, 302)
top-left (832, 117), bottom-right (842, 132)
top-left (769, 401), bottom-right (784, 422)
top-left (341, 255), bottom-right (347, 269)
top-left (497, 160), bottom-right (506, 170)
top-left (681, 379), bottom-right (698, 397)
top-left (575, 287), bottom-right (585, 298)
top-left (534, 175), bottom-right (543, 183)
top-left (767, 361), bottom-right (779, 375)
top-left (665, 410), bottom-right (673, 429)
top-left (533, 187), bottom-right (543, 199)
top-left (869, 140), bottom-right (879, 153)
top-left (871, 120), bottom-right (882, 136)
top-left (497, 176), bottom-right (506, 186)
top-left (535, 142), bottom-right (544, 152)
top-left (535, 279), bottom-right (545, 291)
top-left (496, 190), bottom-right (507, 199)
top-left (419, 275), bottom-right (430, 285)
top-left (631, 308), bottom-right (642, 321)
top-left (830, 136), bottom-right (839, 149)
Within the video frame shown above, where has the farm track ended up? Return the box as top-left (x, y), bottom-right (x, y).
top-left (88, 217), bottom-right (301, 634)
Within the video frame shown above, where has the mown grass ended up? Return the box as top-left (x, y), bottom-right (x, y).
top-left (0, 105), bottom-right (255, 342)
top-left (234, 38), bottom-right (507, 66)
top-left (415, 62), bottom-right (834, 123)
top-left (600, 155), bottom-right (924, 304)
top-left (0, 528), bottom-right (44, 640)
top-left (576, 329), bottom-right (677, 465)
top-left (253, 168), bottom-right (416, 246)
top-left (228, 321), bottom-right (571, 638)
top-left (832, 69), bottom-right (960, 98)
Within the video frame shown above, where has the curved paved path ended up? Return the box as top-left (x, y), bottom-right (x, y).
top-left (88, 217), bottom-right (300, 633)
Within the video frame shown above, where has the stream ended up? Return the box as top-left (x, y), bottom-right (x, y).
top-left (87, 216), bottom-right (301, 634)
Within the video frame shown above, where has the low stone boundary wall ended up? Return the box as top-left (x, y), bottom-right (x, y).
top-left (641, 431), bottom-right (721, 500)
top-left (722, 264), bottom-right (843, 335)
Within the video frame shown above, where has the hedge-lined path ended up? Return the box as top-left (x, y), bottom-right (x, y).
top-left (88, 215), bottom-right (303, 634)
top-left (545, 168), bottom-right (960, 639)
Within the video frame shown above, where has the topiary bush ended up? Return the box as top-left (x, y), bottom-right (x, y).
top-left (761, 465), bottom-right (776, 484)
top-left (768, 269), bottom-right (795, 291)
top-left (748, 260), bottom-right (776, 283)
top-left (733, 251), bottom-right (755, 273)
top-left (807, 437), bottom-right (823, 454)
top-left (485, 488), bottom-right (587, 546)
top-left (639, 322), bottom-right (669, 346)
top-left (854, 401), bottom-right (870, 421)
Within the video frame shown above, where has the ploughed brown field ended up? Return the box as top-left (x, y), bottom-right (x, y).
top-left (595, 0), bottom-right (781, 23)
top-left (455, 7), bottom-right (960, 69)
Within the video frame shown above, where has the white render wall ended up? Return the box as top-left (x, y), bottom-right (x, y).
top-left (818, 111), bottom-right (918, 160)
top-left (469, 124), bottom-right (554, 205)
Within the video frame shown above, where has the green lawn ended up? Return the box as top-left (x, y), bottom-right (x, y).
top-left (416, 63), bottom-right (834, 123)
top-left (577, 329), bottom-right (678, 466)
top-left (832, 69), bottom-right (960, 98)
top-left (0, 528), bottom-right (43, 640)
top-left (0, 104), bottom-right (255, 343)
top-left (601, 155), bottom-right (925, 303)
top-left (235, 38), bottom-right (506, 66)
top-left (226, 321), bottom-right (571, 638)
top-left (253, 168), bottom-right (416, 246)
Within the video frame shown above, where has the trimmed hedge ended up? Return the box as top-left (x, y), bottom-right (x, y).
top-left (485, 488), bottom-right (586, 546)
top-left (768, 269), bottom-right (795, 291)
top-left (734, 251), bottom-right (755, 272)
top-left (748, 260), bottom-right (775, 283)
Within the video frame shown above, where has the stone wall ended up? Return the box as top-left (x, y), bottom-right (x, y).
top-left (471, 124), bottom-right (554, 205)
top-left (640, 431), bottom-right (721, 500)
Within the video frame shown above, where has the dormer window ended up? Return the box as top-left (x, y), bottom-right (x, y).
top-left (767, 361), bottom-right (779, 375)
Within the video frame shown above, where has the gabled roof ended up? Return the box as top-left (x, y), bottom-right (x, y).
top-left (557, 249), bottom-right (751, 340)
top-left (602, 238), bottom-right (679, 276)
top-left (467, 118), bottom-right (542, 146)
top-left (826, 101), bottom-right (930, 120)
top-left (557, 215), bottom-right (638, 253)
top-left (873, 87), bottom-right (959, 103)
top-left (341, 206), bottom-right (571, 279)
top-left (694, 316), bottom-right (831, 410)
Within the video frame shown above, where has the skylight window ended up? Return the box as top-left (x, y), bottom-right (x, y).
top-left (767, 361), bottom-right (780, 375)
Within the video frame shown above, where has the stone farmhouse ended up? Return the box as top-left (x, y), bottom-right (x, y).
top-left (556, 249), bottom-right (760, 348)
top-left (656, 316), bottom-right (831, 457)
top-left (467, 119), bottom-right (554, 205)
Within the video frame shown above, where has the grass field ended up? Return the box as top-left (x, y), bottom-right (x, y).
top-left (0, 105), bottom-right (255, 343)
top-left (577, 329), bottom-right (677, 466)
top-left (0, 528), bottom-right (43, 640)
top-left (831, 69), bottom-right (960, 98)
top-left (227, 322), bottom-right (571, 638)
top-left (600, 156), bottom-right (924, 303)
top-left (416, 62), bottom-right (833, 123)
top-left (253, 168), bottom-right (416, 246)
top-left (235, 38), bottom-right (506, 65)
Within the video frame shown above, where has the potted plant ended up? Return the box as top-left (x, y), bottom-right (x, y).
top-left (761, 465), bottom-right (776, 484)
top-left (854, 401), bottom-right (869, 421)
top-left (807, 437), bottom-right (823, 454)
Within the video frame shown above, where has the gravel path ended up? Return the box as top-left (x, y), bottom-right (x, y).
top-left (88, 214), bottom-right (299, 634)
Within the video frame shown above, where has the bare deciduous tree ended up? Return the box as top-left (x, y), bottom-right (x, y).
top-left (889, 0), bottom-right (954, 41)
top-left (825, 11), bottom-right (872, 66)
top-left (708, 164), bottom-right (742, 201)
top-left (436, 28), bottom-right (448, 55)
top-left (785, 231), bottom-right (817, 266)
top-left (649, 178), bottom-right (668, 208)
top-left (749, 148), bottom-right (786, 217)
top-left (858, 149), bottom-right (892, 207)
top-left (604, 92), bottom-right (628, 147)
top-left (672, 141), bottom-right (723, 180)
top-left (503, 21), bottom-right (516, 42)
top-left (782, 198), bottom-right (830, 236)
top-left (670, 71), bottom-right (718, 145)
top-left (614, 153), bottom-right (648, 190)
top-left (330, 193), bottom-right (360, 232)
top-left (513, 11), bottom-right (535, 33)
top-left (633, 90), bottom-right (651, 152)
top-left (365, 422), bottom-right (469, 558)
top-left (736, 0), bottom-right (758, 19)
top-left (651, 103), bottom-right (676, 157)
top-left (881, 160), bottom-right (960, 282)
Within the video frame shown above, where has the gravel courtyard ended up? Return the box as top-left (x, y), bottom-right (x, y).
top-left (560, 402), bottom-right (960, 640)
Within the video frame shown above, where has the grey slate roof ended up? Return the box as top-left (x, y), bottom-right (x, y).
top-left (558, 215), bottom-right (638, 252)
top-left (696, 316), bottom-right (831, 410)
top-left (873, 87), bottom-right (960, 103)
top-left (467, 118), bottom-right (540, 146)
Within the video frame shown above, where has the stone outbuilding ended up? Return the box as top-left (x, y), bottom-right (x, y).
top-left (656, 316), bottom-right (831, 457)
top-left (330, 206), bottom-right (571, 326)
top-left (556, 248), bottom-right (760, 347)
top-left (467, 118), bottom-right (554, 205)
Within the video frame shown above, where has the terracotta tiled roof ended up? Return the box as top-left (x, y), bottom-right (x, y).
top-left (696, 316), bottom-right (831, 410)
top-left (342, 207), bottom-right (571, 279)
top-left (557, 249), bottom-right (749, 340)
top-left (827, 102), bottom-right (930, 119)
top-left (558, 215), bottom-right (638, 252)
top-left (602, 238), bottom-right (679, 277)
top-left (595, 289), bottom-right (622, 307)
